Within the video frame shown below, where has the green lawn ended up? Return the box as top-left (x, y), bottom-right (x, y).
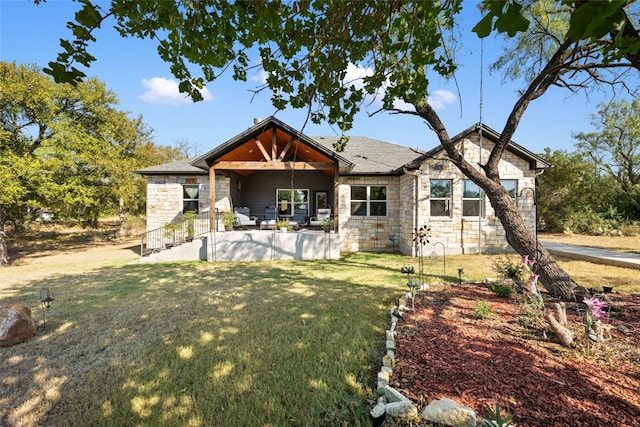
top-left (2, 251), bottom-right (638, 426)
top-left (2, 254), bottom-right (413, 426)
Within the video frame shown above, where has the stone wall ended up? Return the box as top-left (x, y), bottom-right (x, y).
top-left (146, 174), bottom-right (232, 232)
top-left (337, 176), bottom-right (402, 253)
top-left (414, 138), bottom-right (537, 255)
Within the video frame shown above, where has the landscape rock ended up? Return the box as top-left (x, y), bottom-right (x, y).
top-left (384, 385), bottom-right (409, 403)
top-left (422, 397), bottom-right (476, 427)
top-left (617, 324), bottom-right (630, 333)
top-left (382, 353), bottom-right (394, 368)
top-left (385, 400), bottom-right (418, 420)
top-left (0, 304), bottom-right (36, 346)
top-left (377, 371), bottom-right (389, 395)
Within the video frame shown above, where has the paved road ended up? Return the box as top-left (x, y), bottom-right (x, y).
top-left (540, 241), bottom-right (640, 270)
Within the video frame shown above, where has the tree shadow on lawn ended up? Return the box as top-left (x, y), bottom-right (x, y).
top-left (1, 260), bottom-right (400, 426)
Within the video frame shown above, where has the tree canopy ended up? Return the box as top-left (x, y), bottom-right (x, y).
top-left (574, 99), bottom-right (640, 216)
top-left (0, 62), bottom-right (179, 265)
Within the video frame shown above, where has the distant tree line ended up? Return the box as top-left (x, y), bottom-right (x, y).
top-left (538, 100), bottom-right (640, 234)
top-left (0, 62), bottom-right (186, 265)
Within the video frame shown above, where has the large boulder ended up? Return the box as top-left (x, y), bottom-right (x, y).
top-left (0, 304), bottom-right (36, 346)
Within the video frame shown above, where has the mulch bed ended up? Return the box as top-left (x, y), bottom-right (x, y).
top-left (391, 283), bottom-right (640, 426)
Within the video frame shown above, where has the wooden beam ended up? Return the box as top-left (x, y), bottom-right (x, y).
top-left (254, 139), bottom-right (271, 161)
top-left (271, 127), bottom-right (277, 160)
top-left (209, 168), bottom-right (216, 232)
top-left (213, 161), bottom-right (336, 171)
top-left (277, 136), bottom-right (295, 162)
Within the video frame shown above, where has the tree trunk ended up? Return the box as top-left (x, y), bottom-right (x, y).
top-left (411, 37), bottom-right (581, 301)
top-left (118, 195), bottom-right (126, 241)
top-left (487, 187), bottom-right (576, 300)
top-left (0, 205), bottom-right (8, 266)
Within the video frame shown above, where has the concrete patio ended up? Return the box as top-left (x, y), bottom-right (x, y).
top-left (138, 229), bottom-right (341, 263)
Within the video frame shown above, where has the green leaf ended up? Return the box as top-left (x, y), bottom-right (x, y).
top-left (75, 1), bottom-right (102, 28)
top-left (493, 2), bottom-right (529, 37)
top-left (567, 0), bottom-right (627, 40)
top-left (472, 13), bottom-right (495, 38)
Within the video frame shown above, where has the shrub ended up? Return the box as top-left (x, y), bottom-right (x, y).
top-left (488, 282), bottom-right (514, 298)
top-left (491, 256), bottom-right (524, 283)
top-left (473, 300), bottom-right (492, 320)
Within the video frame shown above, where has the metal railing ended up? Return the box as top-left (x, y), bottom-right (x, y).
top-left (140, 210), bottom-right (211, 256)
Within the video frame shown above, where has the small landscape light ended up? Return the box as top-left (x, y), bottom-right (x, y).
top-left (40, 289), bottom-right (54, 330)
top-left (457, 268), bottom-right (464, 285)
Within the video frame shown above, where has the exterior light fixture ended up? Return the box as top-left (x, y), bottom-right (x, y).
top-left (457, 268), bottom-right (464, 285)
top-left (40, 289), bottom-right (54, 330)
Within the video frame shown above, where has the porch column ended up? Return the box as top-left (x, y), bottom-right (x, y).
top-left (209, 167), bottom-right (216, 232)
top-left (333, 167), bottom-right (339, 233)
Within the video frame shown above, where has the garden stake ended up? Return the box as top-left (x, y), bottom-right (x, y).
top-left (401, 266), bottom-right (418, 331)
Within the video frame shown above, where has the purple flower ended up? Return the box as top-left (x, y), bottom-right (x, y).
top-left (583, 297), bottom-right (607, 319)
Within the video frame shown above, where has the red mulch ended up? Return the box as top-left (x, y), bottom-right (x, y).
top-left (391, 283), bottom-right (640, 426)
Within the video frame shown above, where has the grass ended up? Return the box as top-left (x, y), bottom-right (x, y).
top-left (1, 254), bottom-right (412, 426)
top-left (2, 231), bottom-right (640, 425)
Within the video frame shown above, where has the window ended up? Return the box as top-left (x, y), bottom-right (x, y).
top-left (501, 180), bottom-right (517, 201)
top-left (276, 189), bottom-right (309, 217)
top-left (350, 185), bottom-right (387, 217)
top-left (463, 180), bottom-right (482, 217)
top-left (430, 180), bottom-right (451, 217)
top-left (183, 184), bottom-right (199, 213)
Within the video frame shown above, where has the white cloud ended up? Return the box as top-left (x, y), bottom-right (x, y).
top-left (427, 90), bottom-right (456, 110)
top-left (140, 77), bottom-right (213, 105)
top-left (251, 69), bottom-right (269, 84)
top-left (343, 63), bottom-right (374, 91)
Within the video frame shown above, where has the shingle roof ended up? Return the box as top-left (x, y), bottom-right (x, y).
top-left (406, 123), bottom-right (551, 170)
top-left (135, 158), bottom-right (207, 175)
top-left (312, 136), bottom-right (424, 175)
top-left (135, 121), bottom-right (550, 176)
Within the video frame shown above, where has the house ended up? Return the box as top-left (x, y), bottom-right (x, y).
top-left (136, 116), bottom-right (550, 261)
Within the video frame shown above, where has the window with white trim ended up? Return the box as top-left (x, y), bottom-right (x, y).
top-left (463, 180), bottom-right (482, 217)
top-left (183, 184), bottom-right (199, 213)
top-left (276, 189), bottom-right (309, 217)
top-left (430, 180), bottom-right (451, 217)
top-left (350, 185), bottom-right (387, 217)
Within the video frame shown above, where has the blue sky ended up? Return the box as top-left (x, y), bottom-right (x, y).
top-left (0, 1), bottom-right (633, 156)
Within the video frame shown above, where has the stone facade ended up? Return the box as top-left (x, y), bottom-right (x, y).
top-left (144, 137), bottom-right (538, 257)
top-left (410, 137), bottom-right (537, 255)
top-left (337, 176), bottom-right (401, 253)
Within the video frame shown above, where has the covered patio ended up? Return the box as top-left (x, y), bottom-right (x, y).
top-left (189, 118), bottom-right (353, 233)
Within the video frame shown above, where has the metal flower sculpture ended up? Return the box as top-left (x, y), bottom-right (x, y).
top-left (413, 225), bottom-right (431, 287)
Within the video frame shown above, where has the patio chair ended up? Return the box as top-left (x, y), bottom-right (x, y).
top-left (309, 208), bottom-right (331, 227)
top-left (234, 207), bottom-right (257, 227)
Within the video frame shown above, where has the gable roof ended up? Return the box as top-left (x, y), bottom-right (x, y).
top-left (190, 116), bottom-right (353, 172)
top-left (136, 120), bottom-right (550, 176)
top-left (405, 122), bottom-right (551, 171)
